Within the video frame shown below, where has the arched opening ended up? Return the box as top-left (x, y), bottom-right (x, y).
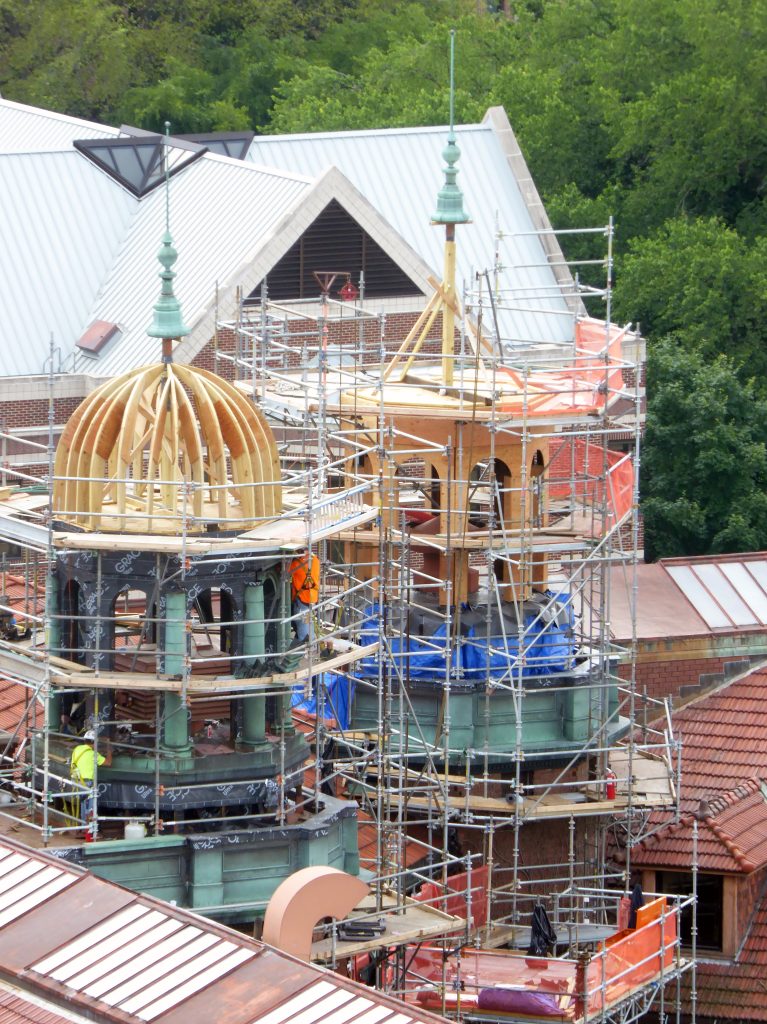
top-left (262, 574), bottom-right (280, 655)
top-left (192, 587), bottom-right (237, 673)
top-left (493, 459), bottom-right (513, 530)
top-left (531, 450), bottom-right (545, 529)
top-left (60, 578), bottom-right (82, 664)
top-left (468, 459), bottom-right (512, 530)
top-left (112, 587), bottom-right (156, 672)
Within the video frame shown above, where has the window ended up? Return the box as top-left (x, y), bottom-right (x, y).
top-left (656, 870), bottom-right (723, 951)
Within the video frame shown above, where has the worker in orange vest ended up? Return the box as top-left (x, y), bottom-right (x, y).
top-left (289, 549), bottom-right (319, 643)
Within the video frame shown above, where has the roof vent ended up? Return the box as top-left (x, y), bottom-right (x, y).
top-left (76, 320), bottom-right (121, 358)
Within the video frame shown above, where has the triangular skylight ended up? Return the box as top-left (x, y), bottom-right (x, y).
top-left (178, 131), bottom-right (254, 160)
top-left (73, 136), bottom-right (206, 197)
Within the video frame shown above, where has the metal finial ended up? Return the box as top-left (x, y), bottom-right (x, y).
top-left (148, 121), bottom-right (190, 350)
top-left (164, 120), bottom-right (171, 233)
top-left (449, 28), bottom-right (455, 133)
top-left (432, 29), bottom-right (469, 225)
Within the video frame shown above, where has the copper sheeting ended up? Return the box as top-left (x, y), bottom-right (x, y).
top-left (0, 835), bottom-right (448, 1024)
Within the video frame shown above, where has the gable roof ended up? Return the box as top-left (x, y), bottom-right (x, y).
top-left (0, 834), bottom-right (447, 1024)
top-left (248, 107), bottom-right (582, 353)
top-left (0, 98), bottom-right (433, 379)
top-left (629, 666), bottom-right (767, 1019)
top-left (665, 664), bottom-right (767, 813)
top-left (632, 778), bottom-right (767, 873)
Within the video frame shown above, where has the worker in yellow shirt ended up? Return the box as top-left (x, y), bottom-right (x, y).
top-left (289, 549), bottom-right (319, 645)
top-left (71, 729), bottom-right (112, 825)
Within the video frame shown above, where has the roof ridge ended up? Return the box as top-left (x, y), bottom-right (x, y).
top-left (706, 777), bottom-right (760, 816)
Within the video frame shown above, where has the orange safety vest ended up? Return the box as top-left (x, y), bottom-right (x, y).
top-left (290, 553), bottom-right (319, 605)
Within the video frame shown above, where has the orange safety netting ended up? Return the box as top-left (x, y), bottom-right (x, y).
top-left (413, 864), bottom-right (489, 930)
top-left (582, 898), bottom-right (678, 1016)
top-left (495, 320), bottom-right (630, 419)
top-left (548, 438), bottom-right (634, 526)
top-left (406, 897), bottom-right (679, 1023)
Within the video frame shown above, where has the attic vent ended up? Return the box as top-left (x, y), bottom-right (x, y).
top-left (73, 136), bottom-right (206, 197)
top-left (253, 200), bottom-right (423, 302)
top-left (77, 320), bottom-right (121, 357)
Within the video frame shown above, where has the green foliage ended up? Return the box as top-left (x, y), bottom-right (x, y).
top-left (642, 341), bottom-right (767, 559)
top-left (268, 14), bottom-right (508, 133)
top-left (613, 218), bottom-right (767, 379)
top-left (0, 0), bottom-right (137, 121)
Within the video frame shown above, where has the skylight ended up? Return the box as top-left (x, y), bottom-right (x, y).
top-left (73, 136), bottom-right (206, 197)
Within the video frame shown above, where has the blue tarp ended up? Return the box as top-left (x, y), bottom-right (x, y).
top-left (356, 594), bottom-right (575, 683)
top-left (292, 673), bottom-right (355, 729)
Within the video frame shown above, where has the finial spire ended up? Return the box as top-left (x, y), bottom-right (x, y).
top-left (148, 121), bottom-right (189, 358)
top-left (432, 29), bottom-right (469, 225)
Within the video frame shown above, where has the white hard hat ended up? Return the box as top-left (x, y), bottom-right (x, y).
top-left (83, 729), bottom-right (97, 742)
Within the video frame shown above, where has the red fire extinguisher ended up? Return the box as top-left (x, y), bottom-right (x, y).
top-left (605, 768), bottom-right (617, 800)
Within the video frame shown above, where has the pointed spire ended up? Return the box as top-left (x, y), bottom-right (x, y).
top-left (432, 29), bottom-right (469, 225)
top-left (148, 122), bottom-right (189, 355)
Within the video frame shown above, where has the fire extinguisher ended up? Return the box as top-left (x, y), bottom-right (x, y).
top-left (605, 768), bottom-right (617, 800)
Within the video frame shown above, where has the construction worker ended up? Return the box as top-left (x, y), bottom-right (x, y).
top-left (289, 548), bottom-right (319, 644)
top-left (70, 729), bottom-right (112, 825)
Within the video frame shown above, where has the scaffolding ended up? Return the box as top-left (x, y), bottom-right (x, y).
top-left (0, 216), bottom-right (695, 1023)
top-left (206, 218), bottom-right (694, 1022)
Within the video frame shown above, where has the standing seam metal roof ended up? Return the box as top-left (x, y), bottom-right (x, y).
top-left (0, 150), bottom-right (135, 376)
top-left (0, 836), bottom-right (447, 1024)
top-left (89, 154), bottom-right (313, 376)
top-left (0, 98), bottom-right (119, 154)
top-left (247, 120), bottom-right (575, 349)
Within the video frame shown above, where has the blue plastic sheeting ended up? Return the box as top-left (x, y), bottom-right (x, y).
top-left (356, 596), bottom-right (575, 683)
top-left (292, 673), bottom-right (355, 729)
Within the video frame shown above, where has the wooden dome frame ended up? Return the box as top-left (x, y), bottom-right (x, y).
top-left (53, 363), bottom-right (281, 533)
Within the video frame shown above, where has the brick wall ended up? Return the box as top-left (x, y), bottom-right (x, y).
top-left (192, 310), bottom-right (447, 380)
top-left (617, 643), bottom-right (760, 703)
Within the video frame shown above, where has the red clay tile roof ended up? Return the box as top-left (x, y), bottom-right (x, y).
top-left (0, 678), bottom-right (37, 737)
top-left (356, 812), bottom-right (428, 872)
top-left (632, 778), bottom-right (767, 872)
top-left (0, 986), bottom-right (83, 1024)
top-left (669, 665), bottom-right (767, 814)
top-left (632, 664), bottom-right (767, 1020)
top-left (690, 885), bottom-right (767, 1022)
top-left (1, 573), bottom-right (45, 617)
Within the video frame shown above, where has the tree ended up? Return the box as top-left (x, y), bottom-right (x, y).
top-left (642, 341), bottom-right (767, 559)
top-left (268, 14), bottom-right (511, 133)
top-left (613, 217), bottom-right (767, 382)
top-left (0, 0), bottom-right (138, 121)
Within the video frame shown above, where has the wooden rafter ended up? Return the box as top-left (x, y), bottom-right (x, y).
top-left (53, 362), bottom-right (282, 534)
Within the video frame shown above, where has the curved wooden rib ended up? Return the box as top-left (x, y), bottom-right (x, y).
top-left (193, 367), bottom-right (282, 516)
top-left (53, 361), bottom-right (282, 534)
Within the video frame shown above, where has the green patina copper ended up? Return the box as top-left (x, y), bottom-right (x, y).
top-left (148, 122), bottom-right (190, 341)
top-left (432, 30), bottom-right (469, 226)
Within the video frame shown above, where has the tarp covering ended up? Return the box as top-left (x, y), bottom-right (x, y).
top-left (291, 673), bottom-right (355, 730)
top-left (356, 594), bottom-right (576, 685)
